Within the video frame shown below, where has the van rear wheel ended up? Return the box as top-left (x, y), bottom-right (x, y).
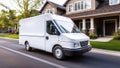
top-left (25, 42), bottom-right (32, 51)
top-left (53, 46), bottom-right (65, 60)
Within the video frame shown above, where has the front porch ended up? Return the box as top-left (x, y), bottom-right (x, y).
top-left (73, 15), bottom-right (120, 38)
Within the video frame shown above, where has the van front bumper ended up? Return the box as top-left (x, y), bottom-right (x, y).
top-left (63, 45), bottom-right (91, 56)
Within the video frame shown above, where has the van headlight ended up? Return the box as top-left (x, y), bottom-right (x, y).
top-left (74, 43), bottom-right (80, 47)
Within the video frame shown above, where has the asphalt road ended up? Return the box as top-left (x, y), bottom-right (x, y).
top-left (0, 38), bottom-right (120, 68)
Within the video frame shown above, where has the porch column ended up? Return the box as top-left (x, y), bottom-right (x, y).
top-left (90, 18), bottom-right (95, 34)
top-left (82, 19), bottom-right (86, 33)
top-left (119, 15), bottom-right (120, 30)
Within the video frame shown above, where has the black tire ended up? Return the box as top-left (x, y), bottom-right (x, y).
top-left (53, 46), bottom-right (65, 60)
top-left (25, 42), bottom-right (32, 51)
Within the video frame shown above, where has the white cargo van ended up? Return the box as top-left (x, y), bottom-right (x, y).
top-left (19, 13), bottom-right (91, 59)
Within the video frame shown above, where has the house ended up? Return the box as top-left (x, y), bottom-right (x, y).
top-left (40, 0), bottom-right (120, 37)
top-left (39, 1), bottom-right (65, 15)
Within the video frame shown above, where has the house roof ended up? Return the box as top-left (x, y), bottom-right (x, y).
top-left (63, 0), bottom-right (69, 6)
top-left (40, 1), bottom-right (65, 13)
top-left (66, 0), bottom-right (120, 19)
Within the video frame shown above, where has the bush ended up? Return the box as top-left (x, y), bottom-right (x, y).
top-left (89, 33), bottom-right (97, 39)
top-left (114, 30), bottom-right (120, 40)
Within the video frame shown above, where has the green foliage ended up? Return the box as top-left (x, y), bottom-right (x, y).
top-left (114, 30), bottom-right (120, 40)
top-left (30, 10), bottom-right (40, 17)
top-left (89, 33), bottom-right (97, 39)
top-left (0, 10), bottom-right (9, 29)
top-left (91, 40), bottom-right (120, 51)
top-left (0, 33), bottom-right (19, 39)
top-left (0, 9), bottom-right (18, 34)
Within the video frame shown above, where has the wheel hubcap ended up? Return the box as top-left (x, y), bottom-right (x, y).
top-left (55, 49), bottom-right (62, 58)
top-left (26, 44), bottom-right (29, 50)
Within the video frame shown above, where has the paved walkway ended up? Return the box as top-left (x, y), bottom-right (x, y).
top-left (91, 36), bottom-right (113, 42)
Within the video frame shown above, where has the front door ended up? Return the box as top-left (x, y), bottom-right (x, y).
top-left (45, 20), bottom-right (60, 52)
top-left (104, 20), bottom-right (116, 36)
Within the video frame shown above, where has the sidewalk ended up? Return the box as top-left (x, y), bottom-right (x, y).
top-left (92, 48), bottom-right (120, 57)
top-left (91, 36), bottom-right (113, 42)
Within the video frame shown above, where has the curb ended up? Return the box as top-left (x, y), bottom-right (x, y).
top-left (91, 48), bottom-right (120, 57)
top-left (0, 37), bottom-right (18, 41)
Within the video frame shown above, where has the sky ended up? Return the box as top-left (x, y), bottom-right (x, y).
top-left (0, 0), bottom-right (67, 10)
top-left (47, 0), bottom-right (66, 5)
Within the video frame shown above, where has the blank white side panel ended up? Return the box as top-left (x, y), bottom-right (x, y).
top-left (20, 36), bottom-right (45, 50)
top-left (19, 16), bottom-right (45, 35)
top-left (19, 15), bottom-right (46, 50)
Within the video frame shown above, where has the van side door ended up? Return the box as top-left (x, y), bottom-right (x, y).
top-left (45, 20), bottom-right (60, 52)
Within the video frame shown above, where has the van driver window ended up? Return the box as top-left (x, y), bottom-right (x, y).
top-left (47, 20), bottom-right (59, 35)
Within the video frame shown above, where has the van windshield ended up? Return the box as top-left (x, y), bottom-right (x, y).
top-left (54, 20), bottom-right (81, 33)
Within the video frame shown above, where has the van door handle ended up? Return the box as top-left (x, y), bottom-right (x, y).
top-left (46, 36), bottom-right (49, 40)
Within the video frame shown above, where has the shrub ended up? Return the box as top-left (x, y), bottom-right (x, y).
top-left (89, 33), bottom-right (97, 39)
top-left (114, 30), bottom-right (120, 40)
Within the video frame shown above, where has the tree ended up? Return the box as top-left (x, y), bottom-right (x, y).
top-left (13, 0), bottom-right (43, 18)
top-left (0, 10), bottom-right (9, 29)
top-left (0, 9), bottom-right (17, 33)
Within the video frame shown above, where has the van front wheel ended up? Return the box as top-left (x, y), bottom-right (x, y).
top-left (53, 46), bottom-right (65, 60)
top-left (25, 42), bottom-right (32, 51)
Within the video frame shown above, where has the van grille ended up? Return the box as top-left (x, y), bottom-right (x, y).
top-left (80, 41), bottom-right (88, 47)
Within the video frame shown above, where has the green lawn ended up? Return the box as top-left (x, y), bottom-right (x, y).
top-left (91, 40), bottom-right (120, 51)
top-left (0, 33), bottom-right (19, 39)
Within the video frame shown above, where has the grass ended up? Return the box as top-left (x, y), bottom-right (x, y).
top-left (0, 33), bottom-right (19, 39)
top-left (91, 40), bottom-right (120, 51)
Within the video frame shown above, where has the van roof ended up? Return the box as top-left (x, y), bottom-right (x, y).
top-left (20, 13), bottom-right (72, 23)
top-left (45, 13), bottom-right (73, 22)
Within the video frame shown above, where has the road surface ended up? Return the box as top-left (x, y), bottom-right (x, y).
top-left (0, 38), bottom-right (120, 68)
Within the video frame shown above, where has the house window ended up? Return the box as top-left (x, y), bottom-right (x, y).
top-left (109, 0), bottom-right (120, 5)
top-left (85, 0), bottom-right (91, 9)
top-left (47, 10), bottom-right (50, 13)
top-left (68, 4), bottom-right (73, 12)
top-left (74, 3), bottom-right (78, 11)
top-left (74, 0), bottom-right (91, 11)
top-left (74, 2), bottom-right (81, 11)
top-left (78, 2), bottom-right (81, 10)
top-left (45, 9), bottom-right (55, 14)
top-left (49, 9), bottom-right (55, 14)
top-left (81, 1), bottom-right (84, 10)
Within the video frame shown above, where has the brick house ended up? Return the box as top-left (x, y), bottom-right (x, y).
top-left (40, 0), bottom-right (120, 37)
